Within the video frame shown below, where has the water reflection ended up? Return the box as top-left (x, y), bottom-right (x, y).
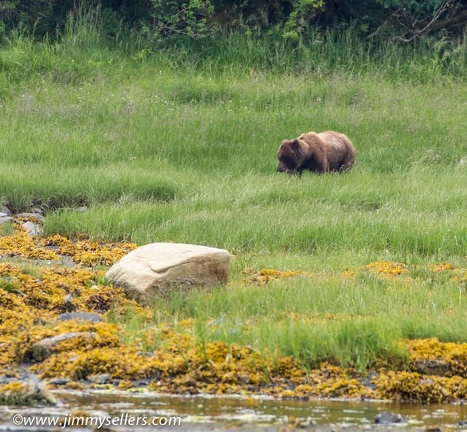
top-left (0, 390), bottom-right (466, 431)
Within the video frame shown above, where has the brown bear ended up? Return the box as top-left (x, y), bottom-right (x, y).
top-left (277, 131), bottom-right (356, 175)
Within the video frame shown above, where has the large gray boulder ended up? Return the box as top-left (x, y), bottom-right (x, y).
top-left (105, 243), bottom-right (230, 302)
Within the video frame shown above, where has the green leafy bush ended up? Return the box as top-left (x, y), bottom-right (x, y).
top-left (148, 0), bottom-right (216, 40)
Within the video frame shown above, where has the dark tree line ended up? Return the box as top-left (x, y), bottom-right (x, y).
top-left (0, 0), bottom-right (466, 41)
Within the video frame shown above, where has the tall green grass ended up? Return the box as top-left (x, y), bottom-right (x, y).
top-left (115, 269), bottom-right (466, 370)
top-left (42, 169), bottom-right (467, 257)
top-left (1, 8), bottom-right (467, 369)
top-left (166, 28), bottom-right (467, 81)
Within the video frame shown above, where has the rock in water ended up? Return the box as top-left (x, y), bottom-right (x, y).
top-left (105, 243), bottom-right (230, 302)
top-left (374, 411), bottom-right (407, 424)
top-left (0, 381), bottom-right (58, 406)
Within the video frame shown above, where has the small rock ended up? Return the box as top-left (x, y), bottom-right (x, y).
top-left (21, 221), bottom-right (42, 236)
top-left (57, 312), bottom-right (102, 323)
top-left (88, 373), bottom-right (111, 384)
top-left (16, 212), bottom-right (45, 223)
top-left (360, 378), bottom-right (377, 390)
top-left (0, 206), bottom-right (12, 216)
top-left (61, 294), bottom-right (77, 312)
top-left (0, 381), bottom-right (58, 406)
top-left (49, 378), bottom-right (71, 386)
top-left (0, 215), bottom-right (13, 225)
top-left (458, 420), bottom-right (467, 427)
top-left (31, 332), bottom-right (96, 362)
top-left (360, 371), bottom-right (378, 390)
top-left (412, 359), bottom-right (451, 376)
top-left (128, 379), bottom-right (150, 388)
top-left (374, 411), bottom-right (408, 424)
top-left (136, 351), bottom-right (154, 357)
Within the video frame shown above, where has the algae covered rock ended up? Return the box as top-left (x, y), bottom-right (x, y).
top-left (105, 242), bottom-right (230, 302)
top-left (0, 381), bottom-right (58, 406)
top-left (411, 359), bottom-right (451, 376)
top-left (31, 332), bottom-right (97, 362)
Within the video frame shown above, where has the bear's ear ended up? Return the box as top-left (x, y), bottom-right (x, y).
top-left (290, 139), bottom-right (302, 155)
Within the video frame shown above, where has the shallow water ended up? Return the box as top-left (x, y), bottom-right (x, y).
top-left (1, 390), bottom-right (466, 431)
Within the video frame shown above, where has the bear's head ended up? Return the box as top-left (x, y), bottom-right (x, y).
top-left (277, 138), bottom-right (307, 174)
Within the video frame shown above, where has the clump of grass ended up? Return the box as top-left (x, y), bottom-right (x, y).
top-left (0, 222), bottom-right (15, 237)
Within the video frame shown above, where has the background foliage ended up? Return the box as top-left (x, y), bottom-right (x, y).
top-left (0, 0), bottom-right (466, 41)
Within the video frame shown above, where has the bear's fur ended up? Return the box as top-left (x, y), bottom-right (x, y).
top-left (277, 131), bottom-right (356, 174)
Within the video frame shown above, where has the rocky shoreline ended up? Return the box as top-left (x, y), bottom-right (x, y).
top-left (0, 206), bottom-right (467, 432)
top-left (0, 206), bottom-right (44, 237)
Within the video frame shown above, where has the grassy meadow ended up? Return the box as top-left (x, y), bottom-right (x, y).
top-left (1, 14), bottom-right (467, 373)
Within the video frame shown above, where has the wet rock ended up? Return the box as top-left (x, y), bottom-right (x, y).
top-left (31, 332), bottom-right (96, 362)
top-left (458, 420), bottom-right (467, 428)
top-left (137, 351), bottom-right (154, 357)
top-left (60, 293), bottom-right (77, 312)
top-left (57, 312), bottom-right (102, 322)
top-left (360, 371), bottom-right (378, 390)
top-left (0, 375), bottom-right (13, 384)
top-left (133, 379), bottom-right (151, 387)
top-left (21, 221), bottom-right (43, 236)
top-left (49, 378), bottom-right (71, 386)
top-left (0, 380), bottom-right (58, 406)
top-left (105, 242), bottom-right (230, 303)
top-left (88, 373), bottom-right (111, 384)
top-left (16, 212), bottom-right (45, 223)
top-left (412, 359), bottom-right (451, 376)
top-left (374, 411), bottom-right (407, 424)
top-left (0, 206), bottom-right (12, 216)
top-left (0, 214), bottom-right (13, 225)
